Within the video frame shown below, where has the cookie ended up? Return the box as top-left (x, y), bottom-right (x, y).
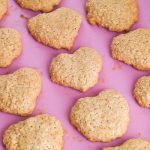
top-left (16, 0), bottom-right (61, 12)
top-left (111, 28), bottom-right (150, 71)
top-left (103, 138), bottom-right (150, 150)
top-left (86, 0), bottom-right (138, 32)
top-left (133, 76), bottom-right (150, 108)
top-left (0, 28), bottom-right (22, 67)
top-left (0, 68), bottom-right (41, 116)
top-left (70, 90), bottom-right (129, 142)
top-left (0, 0), bottom-right (8, 21)
top-left (3, 114), bottom-right (64, 150)
top-left (27, 7), bottom-right (82, 51)
top-left (50, 47), bottom-right (102, 92)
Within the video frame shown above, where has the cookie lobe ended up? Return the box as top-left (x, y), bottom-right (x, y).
top-left (70, 90), bottom-right (129, 142)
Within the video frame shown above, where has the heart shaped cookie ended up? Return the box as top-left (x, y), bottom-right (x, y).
top-left (3, 114), bottom-right (64, 150)
top-left (111, 28), bottom-right (150, 70)
top-left (0, 0), bottom-right (8, 21)
top-left (103, 138), bottom-right (150, 150)
top-left (16, 0), bottom-right (61, 12)
top-left (86, 0), bottom-right (138, 32)
top-left (50, 47), bottom-right (102, 92)
top-left (0, 28), bottom-right (22, 67)
top-left (70, 90), bottom-right (129, 142)
top-left (0, 68), bottom-right (41, 116)
top-left (27, 7), bottom-right (82, 50)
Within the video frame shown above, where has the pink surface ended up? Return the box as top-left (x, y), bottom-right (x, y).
top-left (0, 0), bottom-right (150, 149)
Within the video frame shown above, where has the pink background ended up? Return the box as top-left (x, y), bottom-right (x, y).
top-left (0, 0), bottom-right (150, 149)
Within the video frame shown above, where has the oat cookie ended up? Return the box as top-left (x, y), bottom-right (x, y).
top-left (103, 138), bottom-right (150, 150)
top-left (27, 7), bottom-right (82, 51)
top-left (50, 47), bottom-right (102, 92)
top-left (3, 114), bottom-right (64, 150)
top-left (0, 28), bottom-right (22, 67)
top-left (70, 90), bottom-right (129, 142)
top-left (16, 0), bottom-right (61, 12)
top-left (0, 0), bottom-right (8, 21)
top-left (111, 28), bottom-right (150, 71)
top-left (0, 68), bottom-right (41, 116)
top-left (86, 0), bottom-right (138, 32)
top-left (133, 76), bottom-right (150, 108)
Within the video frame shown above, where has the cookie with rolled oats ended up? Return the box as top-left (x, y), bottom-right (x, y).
top-left (111, 28), bottom-right (150, 70)
top-left (133, 76), bottom-right (150, 108)
top-left (86, 0), bottom-right (138, 32)
top-left (3, 114), bottom-right (64, 150)
top-left (0, 68), bottom-right (41, 116)
top-left (27, 7), bottom-right (82, 50)
top-left (50, 47), bottom-right (102, 92)
top-left (0, 28), bottom-right (22, 67)
top-left (70, 90), bottom-right (129, 142)
top-left (0, 0), bottom-right (8, 21)
top-left (16, 0), bottom-right (61, 12)
top-left (103, 138), bottom-right (150, 150)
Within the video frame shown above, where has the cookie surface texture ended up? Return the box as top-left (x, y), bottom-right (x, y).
top-left (111, 28), bottom-right (150, 71)
top-left (70, 90), bottom-right (129, 142)
top-left (0, 28), bottom-right (22, 67)
top-left (3, 114), bottom-right (64, 150)
top-left (133, 76), bottom-right (150, 108)
top-left (0, 68), bottom-right (41, 116)
top-left (103, 138), bottom-right (150, 150)
top-left (16, 0), bottom-right (61, 12)
top-left (27, 7), bottom-right (82, 50)
top-left (50, 47), bottom-right (102, 92)
top-left (0, 0), bottom-right (8, 20)
top-left (86, 0), bottom-right (138, 32)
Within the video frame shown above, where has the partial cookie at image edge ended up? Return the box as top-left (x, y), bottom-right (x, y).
top-left (0, 0), bottom-right (8, 21)
top-left (111, 28), bottom-right (150, 71)
top-left (0, 67), bottom-right (42, 116)
top-left (3, 114), bottom-right (64, 150)
top-left (16, 0), bottom-right (62, 12)
top-left (86, 0), bottom-right (138, 32)
top-left (0, 28), bottom-right (22, 68)
top-left (102, 138), bottom-right (150, 150)
top-left (133, 76), bottom-right (150, 108)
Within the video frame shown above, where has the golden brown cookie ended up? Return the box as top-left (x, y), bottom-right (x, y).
top-left (50, 47), bottom-right (102, 92)
top-left (16, 0), bottom-right (61, 12)
top-left (0, 68), bottom-right (41, 116)
top-left (27, 7), bottom-right (82, 51)
top-left (3, 114), bottom-right (64, 150)
top-left (70, 90), bottom-right (129, 142)
top-left (133, 76), bottom-right (150, 108)
top-left (0, 0), bottom-right (8, 21)
top-left (86, 0), bottom-right (138, 32)
top-left (103, 138), bottom-right (150, 150)
top-left (0, 28), bottom-right (22, 67)
top-left (111, 28), bottom-right (150, 71)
